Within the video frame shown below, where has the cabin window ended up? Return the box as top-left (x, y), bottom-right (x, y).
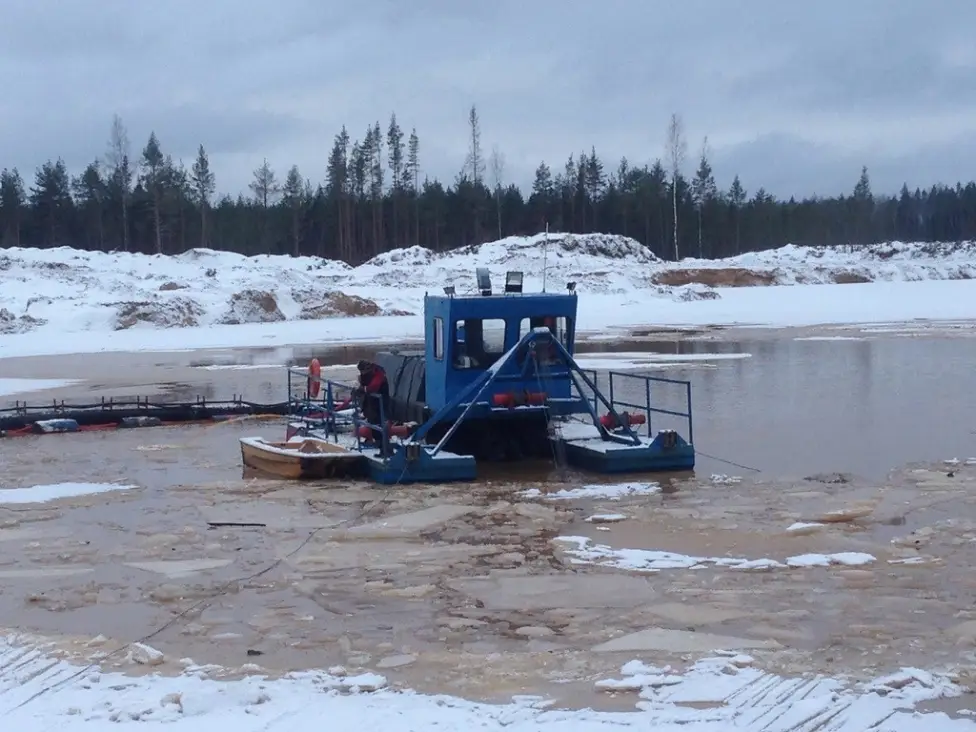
top-left (453, 318), bottom-right (507, 369)
top-left (433, 317), bottom-right (444, 360)
top-left (519, 316), bottom-right (571, 346)
top-left (518, 316), bottom-right (571, 365)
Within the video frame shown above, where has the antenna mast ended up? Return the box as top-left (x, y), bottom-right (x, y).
top-left (542, 222), bottom-right (549, 292)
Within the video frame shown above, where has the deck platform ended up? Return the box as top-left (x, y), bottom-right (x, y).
top-left (362, 445), bottom-right (477, 485)
top-left (553, 420), bottom-right (695, 473)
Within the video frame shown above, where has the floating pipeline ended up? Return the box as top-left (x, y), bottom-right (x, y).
top-left (0, 397), bottom-right (294, 437)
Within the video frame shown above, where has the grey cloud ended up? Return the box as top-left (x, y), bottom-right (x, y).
top-left (1, 104), bottom-right (309, 176)
top-left (1, 0), bottom-right (974, 199)
top-left (712, 132), bottom-right (976, 200)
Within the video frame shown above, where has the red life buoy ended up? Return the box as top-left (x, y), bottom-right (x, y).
top-left (307, 358), bottom-right (321, 398)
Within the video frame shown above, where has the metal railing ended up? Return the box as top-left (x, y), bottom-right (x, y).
top-left (286, 367), bottom-right (393, 458)
top-left (572, 369), bottom-right (694, 445)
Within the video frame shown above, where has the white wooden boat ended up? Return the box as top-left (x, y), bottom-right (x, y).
top-left (240, 436), bottom-right (363, 479)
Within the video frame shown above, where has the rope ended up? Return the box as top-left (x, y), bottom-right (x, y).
top-left (695, 449), bottom-right (762, 473)
top-left (533, 348), bottom-right (570, 480)
top-left (202, 414), bottom-right (284, 429)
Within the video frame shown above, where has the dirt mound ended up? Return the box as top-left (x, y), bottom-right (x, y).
top-left (451, 233), bottom-right (661, 267)
top-left (793, 268), bottom-right (875, 284)
top-left (0, 307), bottom-right (45, 334)
top-left (653, 268), bottom-right (779, 288)
top-left (554, 233), bottom-right (661, 263)
top-left (828, 270), bottom-right (872, 284)
top-left (298, 292), bottom-right (408, 319)
top-left (217, 290), bottom-right (285, 325)
top-left (114, 297), bottom-right (204, 330)
top-left (364, 246), bottom-right (437, 269)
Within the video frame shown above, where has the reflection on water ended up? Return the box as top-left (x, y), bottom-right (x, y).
top-left (273, 335), bottom-right (976, 480)
top-left (4, 335), bottom-right (974, 481)
top-left (614, 337), bottom-right (976, 479)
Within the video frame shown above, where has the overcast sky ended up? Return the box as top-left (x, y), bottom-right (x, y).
top-left (2, 0), bottom-right (973, 201)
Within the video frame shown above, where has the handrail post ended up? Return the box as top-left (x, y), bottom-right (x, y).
top-left (325, 381), bottom-right (336, 441)
top-left (352, 397), bottom-right (362, 451)
top-left (379, 394), bottom-right (389, 461)
top-left (645, 378), bottom-right (652, 437)
top-left (686, 380), bottom-right (694, 445)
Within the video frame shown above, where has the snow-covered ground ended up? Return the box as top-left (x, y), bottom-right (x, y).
top-left (1, 234), bottom-right (975, 358)
top-left (1, 635), bottom-right (972, 730)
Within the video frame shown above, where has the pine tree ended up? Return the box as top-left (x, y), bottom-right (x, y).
top-left (190, 145), bottom-right (216, 248)
top-left (584, 147), bottom-right (605, 231)
top-left (71, 161), bottom-right (106, 250)
top-left (690, 137), bottom-right (718, 257)
top-left (249, 159), bottom-right (279, 252)
top-left (852, 166), bottom-right (874, 247)
top-left (249, 158), bottom-right (279, 208)
top-left (282, 165), bottom-right (308, 256)
top-left (0, 168), bottom-right (26, 247)
top-left (728, 175), bottom-right (747, 254)
top-left (140, 132), bottom-right (166, 254)
top-left (105, 114), bottom-right (132, 251)
top-left (29, 159), bottom-right (73, 247)
top-left (387, 113), bottom-right (405, 247)
top-left (326, 127), bottom-right (350, 259)
top-left (407, 129), bottom-right (420, 246)
top-left (465, 105), bottom-right (485, 186)
top-left (367, 121), bottom-right (384, 253)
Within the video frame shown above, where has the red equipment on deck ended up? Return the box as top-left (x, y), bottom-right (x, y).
top-left (599, 411), bottom-right (646, 430)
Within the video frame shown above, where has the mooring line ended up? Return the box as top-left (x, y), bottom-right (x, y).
top-left (696, 449), bottom-right (762, 473)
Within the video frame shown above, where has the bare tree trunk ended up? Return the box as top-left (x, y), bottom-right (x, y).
top-left (666, 112), bottom-right (687, 261)
top-left (153, 194), bottom-right (162, 254)
top-left (697, 205), bottom-right (703, 258)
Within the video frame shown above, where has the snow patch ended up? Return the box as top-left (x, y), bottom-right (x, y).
top-left (3, 235), bottom-right (976, 358)
top-left (0, 482), bottom-right (137, 504)
top-left (786, 521), bottom-right (825, 534)
top-left (520, 482), bottom-right (661, 501)
top-left (710, 474), bottom-right (742, 484)
top-left (592, 655), bottom-right (967, 730)
top-left (0, 635), bottom-right (968, 729)
top-left (555, 536), bottom-right (877, 572)
top-left (585, 513), bottom-right (628, 523)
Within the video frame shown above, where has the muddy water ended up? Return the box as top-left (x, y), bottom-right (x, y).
top-left (4, 328), bottom-right (974, 480)
top-left (2, 453), bottom-right (976, 709)
top-left (622, 334), bottom-right (976, 479)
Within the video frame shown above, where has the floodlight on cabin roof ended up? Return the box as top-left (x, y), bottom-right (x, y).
top-left (566, 281), bottom-right (577, 293)
top-left (443, 285), bottom-right (456, 296)
top-left (504, 270), bottom-right (523, 293)
top-left (476, 267), bottom-right (492, 296)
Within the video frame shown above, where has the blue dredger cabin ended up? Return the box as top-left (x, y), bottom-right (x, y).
top-left (373, 269), bottom-right (582, 461)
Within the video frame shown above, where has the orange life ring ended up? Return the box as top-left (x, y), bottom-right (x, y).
top-left (307, 358), bottom-right (321, 398)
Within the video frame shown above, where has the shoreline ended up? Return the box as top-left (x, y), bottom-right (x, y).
top-left (2, 278), bottom-right (976, 361)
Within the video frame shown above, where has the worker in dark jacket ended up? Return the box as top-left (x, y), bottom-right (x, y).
top-left (354, 360), bottom-right (390, 444)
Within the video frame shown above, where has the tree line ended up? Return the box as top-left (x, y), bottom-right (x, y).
top-left (2, 108), bottom-right (976, 264)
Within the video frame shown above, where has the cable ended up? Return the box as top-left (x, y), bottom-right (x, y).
top-left (695, 449), bottom-right (761, 473)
